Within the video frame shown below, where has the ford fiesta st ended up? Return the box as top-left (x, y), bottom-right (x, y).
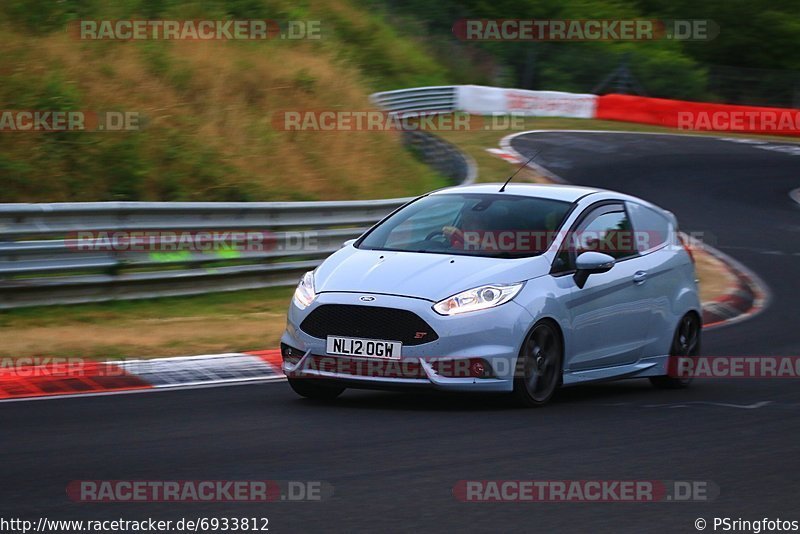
top-left (281, 183), bottom-right (701, 406)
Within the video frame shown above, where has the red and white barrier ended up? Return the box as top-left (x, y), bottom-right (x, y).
top-left (449, 85), bottom-right (800, 136)
top-left (457, 85), bottom-right (597, 118)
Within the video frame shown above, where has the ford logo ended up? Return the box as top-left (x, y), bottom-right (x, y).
top-left (359, 296), bottom-right (376, 302)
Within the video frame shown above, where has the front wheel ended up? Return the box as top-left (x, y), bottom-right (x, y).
top-left (287, 378), bottom-right (345, 400)
top-left (512, 321), bottom-right (563, 407)
top-left (650, 312), bottom-right (701, 389)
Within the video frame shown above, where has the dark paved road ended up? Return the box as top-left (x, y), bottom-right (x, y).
top-left (2, 132), bottom-right (799, 533)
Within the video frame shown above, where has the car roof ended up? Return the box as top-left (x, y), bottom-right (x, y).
top-left (429, 183), bottom-right (605, 203)
top-left (427, 183), bottom-right (673, 221)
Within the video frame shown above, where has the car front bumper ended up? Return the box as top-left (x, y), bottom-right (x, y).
top-left (281, 291), bottom-right (535, 392)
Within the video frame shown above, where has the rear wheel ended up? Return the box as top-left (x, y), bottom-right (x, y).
top-left (513, 321), bottom-right (563, 407)
top-left (650, 312), bottom-right (701, 389)
top-left (287, 378), bottom-right (345, 400)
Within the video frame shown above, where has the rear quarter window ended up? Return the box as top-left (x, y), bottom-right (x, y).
top-left (626, 201), bottom-right (672, 254)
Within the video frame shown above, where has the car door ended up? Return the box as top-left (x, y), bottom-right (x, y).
top-left (554, 202), bottom-right (654, 371)
top-left (625, 200), bottom-right (679, 358)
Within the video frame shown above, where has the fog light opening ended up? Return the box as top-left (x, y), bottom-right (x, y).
top-left (469, 359), bottom-right (487, 378)
top-left (281, 343), bottom-right (303, 365)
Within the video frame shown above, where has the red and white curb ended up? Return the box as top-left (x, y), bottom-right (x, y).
top-left (0, 350), bottom-right (284, 403)
top-left (691, 238), bottom-right (769, 329)
top-left (485, 148), bottom-right (522, 164)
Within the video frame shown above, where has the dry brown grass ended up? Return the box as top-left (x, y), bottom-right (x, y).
top-left (695, 246), bottom-right (738, 304)
top-left (0, 312), bottom-right (285, 360)
top-left (0, 288), bottom-right (295, 360)
top-left (0, 21), bottom-right (444, 201)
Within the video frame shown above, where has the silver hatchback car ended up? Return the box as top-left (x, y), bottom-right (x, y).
top-left (281, 184), bottom-right (701, 406)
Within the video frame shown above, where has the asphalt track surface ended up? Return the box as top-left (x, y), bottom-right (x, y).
top-left (2, 132), bottom-right (799, 533)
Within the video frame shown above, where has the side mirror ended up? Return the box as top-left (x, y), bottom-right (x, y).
top-left (574, 251), bottom-right (615, 289)
top-left (341, 239), bottom-right (357, 248)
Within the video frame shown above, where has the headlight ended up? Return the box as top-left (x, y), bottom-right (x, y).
top-left (432, 282), bottom-right (524, 316)
top-left (293, 271), bottom-right (316, 309)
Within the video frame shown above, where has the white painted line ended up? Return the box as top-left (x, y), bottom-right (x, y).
top-left (501, 129), bottom-right (800, 142)
top-left (603, 401), bottom-right (773, 410)
top-left (498, 131), bottom-right (566, 183)
top-left (791, 188), bottom-right (800, 207)
top-left (642, 401), bottom-right (773, 410)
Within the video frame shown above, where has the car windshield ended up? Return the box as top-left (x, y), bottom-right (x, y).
top-left (357, 193), bottom-right (572, 258)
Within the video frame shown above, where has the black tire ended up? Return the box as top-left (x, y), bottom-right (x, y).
top-left (512, 321), bottom-right (563, 407)
top-left (650, 312), bottom-right (702, 389)
top-left (287, 378), bottom-right (345, 400)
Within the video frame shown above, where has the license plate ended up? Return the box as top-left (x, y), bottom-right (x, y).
top-left (326, 336), bottom-right (402, 359)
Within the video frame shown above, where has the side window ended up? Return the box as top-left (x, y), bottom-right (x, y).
top-left (552, 204), bottom-right (636, 273)
top-left (576, 211), bottom-right (634, 260)
top-left (626, 201), bottom-right (671, 254)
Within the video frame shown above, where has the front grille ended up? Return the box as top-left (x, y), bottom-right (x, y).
top-left (299, 304), bottom-right (438, 345)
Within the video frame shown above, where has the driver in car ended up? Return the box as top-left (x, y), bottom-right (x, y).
top-left (442, 209), bottom-right (487, 250)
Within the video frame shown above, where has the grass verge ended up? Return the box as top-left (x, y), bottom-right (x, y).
top-left (0, 288), bottom-right (294, 360)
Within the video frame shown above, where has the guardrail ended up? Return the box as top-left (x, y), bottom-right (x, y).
top-left (0, 96), bottom-right (477, 308)
top-left (0, 199), bottom-right (411, 308)
top-left (370, 86), bottom-right (458, 114)
top-left (402, 130), bottom-right (476, 185)
top-left (370, 87), bottom-right (476, 181)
